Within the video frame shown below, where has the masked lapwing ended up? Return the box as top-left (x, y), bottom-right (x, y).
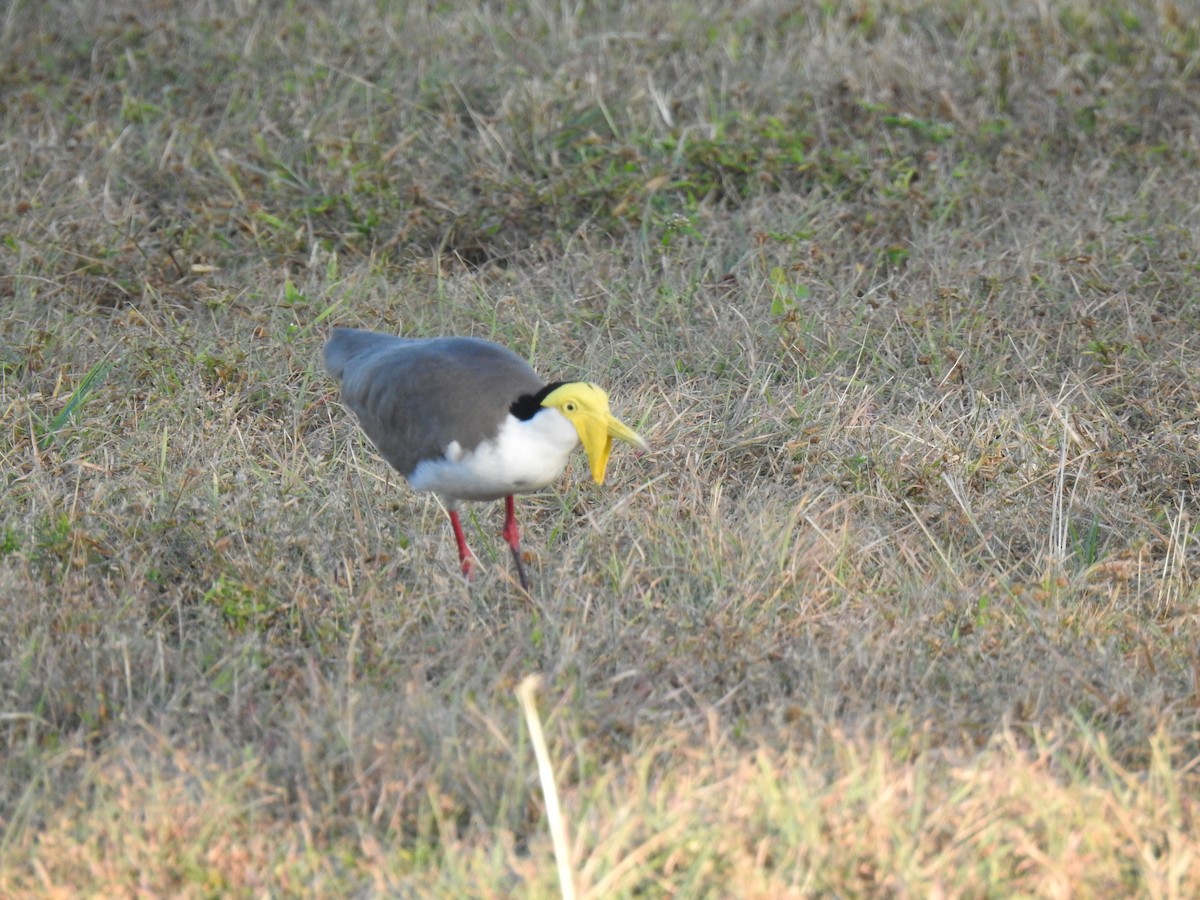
top-left (324, 327), bottom-right (648, 589)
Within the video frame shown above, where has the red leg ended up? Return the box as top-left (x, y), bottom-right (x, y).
top-left (502, 495), bottom-right (530, 591)
top-left (447, 509), bottom-right (474, 580)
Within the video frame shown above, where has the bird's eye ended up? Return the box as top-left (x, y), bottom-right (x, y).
top-left (565, 402), bottom-right (577, 412)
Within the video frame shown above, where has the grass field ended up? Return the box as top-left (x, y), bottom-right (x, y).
top-left (2, 0), bottom-right (1199, 895)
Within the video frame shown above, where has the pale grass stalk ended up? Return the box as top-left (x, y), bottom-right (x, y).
top-left (1155, 496), bottom-right (1190, 618)
top-left (905, 499), bottom-right (967, 592)
top-left (516, 674), bottom-right (576, 900)
top-left (1050, 411), bottom-right (1070, 564)
top-left (940, 471), bottom-right (990, 552)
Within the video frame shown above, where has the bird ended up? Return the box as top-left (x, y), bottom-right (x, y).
top-left (324, 327), bottom-right (648, 589)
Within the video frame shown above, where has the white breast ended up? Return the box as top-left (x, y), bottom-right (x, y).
top-left (409, 409), bottom-right (581, 503)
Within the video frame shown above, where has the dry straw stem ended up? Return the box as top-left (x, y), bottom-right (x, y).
top-left (2, 0), bottom-right (1200, 895)
top-left (517, 674), bottom-right (577, 900)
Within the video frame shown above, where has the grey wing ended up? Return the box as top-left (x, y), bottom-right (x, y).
top-left (328, 331), bottom-right (545, 478)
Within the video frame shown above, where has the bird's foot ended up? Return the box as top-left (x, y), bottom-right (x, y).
top-left (501, 495), bottom-right (530, 591)
top-left (509, 545), bottom-right (531, 592)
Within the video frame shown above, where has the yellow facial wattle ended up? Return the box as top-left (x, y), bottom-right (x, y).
top-left (541, 382), bottom-right (648, 483)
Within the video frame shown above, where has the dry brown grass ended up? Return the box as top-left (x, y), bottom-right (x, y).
top-left (2, 0), bottom-right (1199, 895)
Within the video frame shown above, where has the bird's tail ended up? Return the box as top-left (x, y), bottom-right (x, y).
top-left (323, 327), bottom-right (404, 381)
